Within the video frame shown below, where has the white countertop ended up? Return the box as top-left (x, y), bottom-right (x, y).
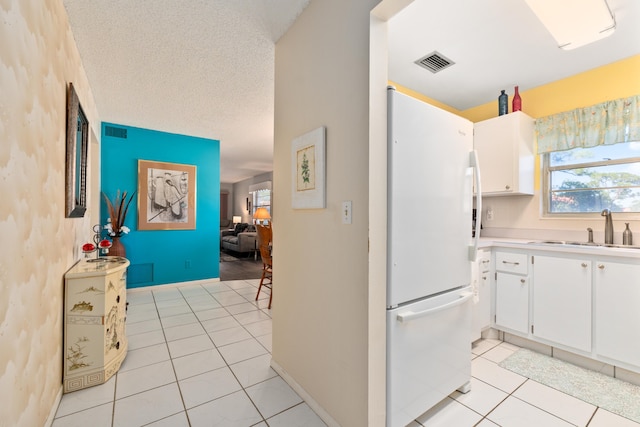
top-left (479, 237), bottom-right (640, 259)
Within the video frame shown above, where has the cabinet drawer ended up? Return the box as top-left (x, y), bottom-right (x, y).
top-left (478, 257), bottom-right (491, 273)
top-left (495, 252), bottom-right (528, 275)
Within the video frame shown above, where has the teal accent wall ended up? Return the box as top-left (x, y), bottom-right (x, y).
top-left (101, 122), bottom-right (220, 288)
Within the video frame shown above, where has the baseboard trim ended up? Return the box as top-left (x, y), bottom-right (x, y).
top-left (270, 359), bottom-right (340, 427)
top-left (45, 385), bottom-right (63, 427)
top-left (127, 277), bottom-right (220, 292)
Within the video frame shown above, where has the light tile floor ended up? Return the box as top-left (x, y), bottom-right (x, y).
top-left (53, 279), bottom-right (640, 427)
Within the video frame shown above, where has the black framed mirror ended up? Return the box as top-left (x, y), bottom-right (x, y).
top-left (65, 82), bottom-right (89, 218)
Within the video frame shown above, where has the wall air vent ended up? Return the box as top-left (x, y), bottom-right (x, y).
top-left (415, 51), bottom-right (455, 74)
top-left (105, 125), bottom-right (127, 139)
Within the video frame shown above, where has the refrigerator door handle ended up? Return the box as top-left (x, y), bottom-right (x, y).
top-left (469, 150), bottom-right (482, 262)
top-left (397, 291), bottom-right (473, 323)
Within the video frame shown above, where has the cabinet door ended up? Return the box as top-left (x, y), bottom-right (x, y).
top-left (532, 256), bottom-right (591, 352)
top-left (104, 270), bottom-right (127, 364)
top-left (474, 112), bottom-right (534, 195)
top-left (495, 272), bottom-right (528, 334)
top-left (474, 119), bottom-right (514, 194)
top-left (595, 261), bottom-right (640, 367)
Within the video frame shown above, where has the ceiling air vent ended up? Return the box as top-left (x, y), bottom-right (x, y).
top-left (415, 51), bottom-right (455, 74)
top-left (105, 125), bottom-right (127, 139)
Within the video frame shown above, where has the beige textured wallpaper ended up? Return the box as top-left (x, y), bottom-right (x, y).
top-left (0, 1), bottom-right (99, 426)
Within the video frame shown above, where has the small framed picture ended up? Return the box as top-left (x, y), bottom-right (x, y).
top-left (291, 126), bottom-right (326, 209)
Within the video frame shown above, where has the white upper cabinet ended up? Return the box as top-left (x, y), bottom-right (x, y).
top-left (474, 112), bottom-right (535, 196)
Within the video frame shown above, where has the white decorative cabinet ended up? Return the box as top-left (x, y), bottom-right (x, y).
top-left (494, 251), bottom-right (529, 334)
top-left (474, 111), bottom-right (535, 196)
top-left (532, 255), bottom-right (592, 352)
top-left (63, 257), bottom-right (129, 393)
top-left (595, 259), bottom-right (640, 369)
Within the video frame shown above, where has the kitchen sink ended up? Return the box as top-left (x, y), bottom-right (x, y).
top-left (527, 240), bottom-right (640, 250)
top-left (527, 240), bottom-right (566, 245)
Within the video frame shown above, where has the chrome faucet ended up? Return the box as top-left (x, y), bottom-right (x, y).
top-left (601, 209), bottom-right (613, 244)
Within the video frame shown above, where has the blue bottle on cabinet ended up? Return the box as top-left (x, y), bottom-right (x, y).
top-left (498, 90), bottom-right (508, 116)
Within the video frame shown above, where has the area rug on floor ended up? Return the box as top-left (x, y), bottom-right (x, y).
top-left (499, 348), bottom-right (640, 423)
top-left (220, 254), bottom-right (240, 262)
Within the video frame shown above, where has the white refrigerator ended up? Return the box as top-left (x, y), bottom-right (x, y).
top-left (386, 87), bottom-right (482, 427)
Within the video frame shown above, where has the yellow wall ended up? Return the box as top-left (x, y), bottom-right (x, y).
top-left (461, 54), bottom-right (640, 122)
top-left (394, 54), bottom-right (640, 122)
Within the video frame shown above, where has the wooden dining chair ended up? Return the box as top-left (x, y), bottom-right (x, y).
top-left (255, 224), bottom-right (273, 308)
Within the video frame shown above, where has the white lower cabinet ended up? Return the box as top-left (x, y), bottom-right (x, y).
top-left (472, 249), bottom-right (492, 341)
top-left (532, 255), bottom-right (591, 352)
top-left (595, 260), bottom-right (640, 368)
top-left (64, 257), bottom-right (129, 393)
top-left (495, 251), bottom-right (529, 334)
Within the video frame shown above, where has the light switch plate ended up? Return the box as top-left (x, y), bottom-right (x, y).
top-left (342, 201), bottom-right (352, 224)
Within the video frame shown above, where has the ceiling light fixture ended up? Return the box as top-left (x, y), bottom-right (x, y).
top-left (524, 0), bottom-right (616, 50)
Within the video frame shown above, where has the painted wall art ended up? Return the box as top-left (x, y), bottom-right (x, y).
top-left (138, 160), bottom-right (196, 230)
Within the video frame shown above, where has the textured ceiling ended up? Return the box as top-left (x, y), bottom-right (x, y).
top-left (63, 0), bottom-right (311, 183)
top-left (64, 0), bottom-right (639, 183)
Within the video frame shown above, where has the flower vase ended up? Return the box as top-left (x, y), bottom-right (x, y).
top-left (512, 85), bottom-right (522, 112)
top-left (109, 237), bottom-right (126, 258)
top-left (498, 90), bottom-right (508, 116)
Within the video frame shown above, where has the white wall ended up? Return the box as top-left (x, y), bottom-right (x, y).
top-left (480, 190), bottom-right (640, 244)
top-left (232, 171), bottom-right (273, 224)
top-left (220, 182), bottom-right (234, 222)
top-left (272, 0), bottom-right (383, 425)
top-left (0, 1), bottom-right (100, 425)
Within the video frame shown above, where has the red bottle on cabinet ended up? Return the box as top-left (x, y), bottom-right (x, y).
top-left (512, 86), bottom-right (522, 112)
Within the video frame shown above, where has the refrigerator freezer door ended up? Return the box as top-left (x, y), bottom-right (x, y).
top-left (386, 287), bottom-right (473, 427)
top-left (387, 89), bottom-right (474, 307)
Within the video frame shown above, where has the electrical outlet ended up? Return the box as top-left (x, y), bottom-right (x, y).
top-left (342, 201), bottom-right (352, 224)
top-left (486, 207), bottom-right (494, 221)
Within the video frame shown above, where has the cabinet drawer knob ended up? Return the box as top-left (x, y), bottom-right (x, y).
top-left (520, 278), bottom-right (525, 284)
top-left (598, 264), bottom-right (605, 269)
top-left (505, 185), bottom-right (511, 190)
top-left (502, 260), bottom-right (520, 266)
top-left (581, 263), bottom-right (588, 268)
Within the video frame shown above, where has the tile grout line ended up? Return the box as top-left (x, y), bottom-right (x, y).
top-left (179, 283), bottom-right (270, 425)
top-left (152, 288), bottom-right (192, 426)
top-left (54, 281), bottom-right (283, 426)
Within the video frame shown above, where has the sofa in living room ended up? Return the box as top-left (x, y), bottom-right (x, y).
top-left (220, 223), bottom-right (257, 255)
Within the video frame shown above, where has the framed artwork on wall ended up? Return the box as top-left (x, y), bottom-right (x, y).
top-left (138, 160), bottom-right (196, 230)
top-left (65, 82), bottom-right (89, 218)
top-left (291, 126), bottom-right (326, 209)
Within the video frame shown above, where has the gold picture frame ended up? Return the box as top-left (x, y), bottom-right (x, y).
top-left (291, 126), bottom-right (326, 209)
top-left (138, 160), bottom-right (196, 230)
